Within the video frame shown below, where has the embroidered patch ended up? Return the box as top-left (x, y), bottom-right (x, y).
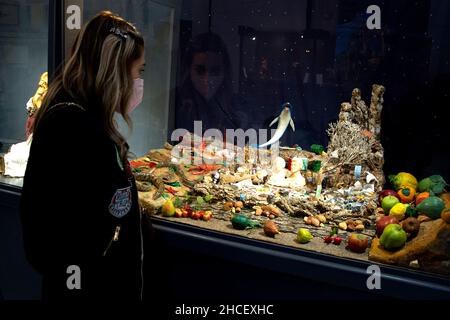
top-left (109, 187), bottom-right (132, 218)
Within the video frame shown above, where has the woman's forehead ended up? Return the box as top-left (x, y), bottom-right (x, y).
top-left (192, 51), bottom-right (223, 66)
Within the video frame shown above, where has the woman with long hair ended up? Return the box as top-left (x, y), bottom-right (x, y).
top-left (20, 11), bottom-right (147, 300)
top-left (176, 32), bottom-right (240, 134)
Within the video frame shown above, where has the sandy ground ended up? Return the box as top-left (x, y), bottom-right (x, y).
top-left (151, 213), bottom-right (371, 262)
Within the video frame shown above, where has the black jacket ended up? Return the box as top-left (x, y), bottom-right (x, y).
top-left (20, 92), bottom-right (143, 300)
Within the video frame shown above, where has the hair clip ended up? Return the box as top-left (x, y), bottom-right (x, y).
top-left (110, 27), bottom-right (128, 40)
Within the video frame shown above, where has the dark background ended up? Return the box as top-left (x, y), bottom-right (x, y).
top-left (176, 0), bottom-right (450, 184)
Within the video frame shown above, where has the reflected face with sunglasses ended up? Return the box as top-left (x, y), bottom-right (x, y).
top-left (190, 51), bottom-right (225, 101)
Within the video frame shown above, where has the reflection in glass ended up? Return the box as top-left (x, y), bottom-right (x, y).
top-left (0, 1), bottom-right (48, 148)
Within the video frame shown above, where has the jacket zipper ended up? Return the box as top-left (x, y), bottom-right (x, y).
top-left (103, 225), bottom-right (121, 257)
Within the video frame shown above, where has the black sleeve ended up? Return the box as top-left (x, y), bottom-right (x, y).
top-left (20, 106), bottom-right (115, 274)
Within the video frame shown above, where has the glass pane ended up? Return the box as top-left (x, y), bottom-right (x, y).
top-left (165, 0), bottom-right (450, 277)
top-left (56, 1), bottom-right (449, 278)
top-left (0, 1), bottom-right (48, 148)
top-left (174, 0), bottom-right (450, 182)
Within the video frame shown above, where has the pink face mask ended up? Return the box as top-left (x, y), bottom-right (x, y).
top-left (120, 78), bottom-right (144, 113)
top-left (129, 78), bottom-right (144, 113)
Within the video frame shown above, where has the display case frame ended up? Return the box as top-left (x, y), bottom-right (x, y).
top-left (1, 183), bottom-right (449, 299)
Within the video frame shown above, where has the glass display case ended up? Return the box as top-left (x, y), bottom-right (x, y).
top-left (142, 0), bottom-right (450, 284)
top-left (0, 0), bottom-right (49, 188)
top-left (1, 0), bottom-right (450, 299)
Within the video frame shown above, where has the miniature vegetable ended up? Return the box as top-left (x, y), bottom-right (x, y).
top-left (182, 205), bottom-right (192, 218)
top-left (297, 228), bottom-right (313, 244)
top-left (376, 216), bottom-right (399, 237)
top-left (264, 221), bottom-right (280, 237)
top-left (381, 196), bottom-right (400, 214)
top-left (401, 217), bottom-right (420, 237)
top-left (231, 214), bottom-right (261, 230)
top-left (346, 234), bottom-right (369, 253)
top-left (324, 236), bottom-right (333, 244)
top-left (379, 224), bottom-right (407, 251)
top-left (418, 175), bottom-right (448, 195)
top-left (309, 160), bottom-right (322, 173)
top-left (202, 211), bottom-right (213, 221)
top-left (191, 212), bottom-right (202, 220)
top-left (415, 192), bottom-right (430, 206)
top-left (310, 144), bottom-right (325, 155)
top-left (166, 181), bottom-right (182, 187)
top-left (173, 197), bottom-right (184, 208)
top-left (388, 172), bottom-right (418, 191)
top-left (378, 190), bottom-right (400, 205)
top-left (415, 196), bottom-right (445, 219)
top-left (405, 205), bottom-right (418, 218)
top-left (389, 203), bottom-right (409, 221)
top-left (397, 187), bottom-right (415, 203)
top-left (165, 186), bottom-right (177, 195)
top-left (196, 196), bottom-right (204, 205)
top-left (174, 208), bottom-right (183, 218)
top-left (161, 199), bottom-right (175, 217)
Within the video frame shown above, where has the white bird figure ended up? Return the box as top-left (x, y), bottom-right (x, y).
top-left (259, 103), bottom-right (295, 148)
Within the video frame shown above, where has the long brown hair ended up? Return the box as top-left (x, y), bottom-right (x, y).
top-left (33, 11), bottom-right (144, 163)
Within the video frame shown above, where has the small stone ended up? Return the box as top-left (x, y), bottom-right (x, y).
top-left (255, 208), bottom-right (262, 216)
top-left (355, 224), bottom-right (365, 231)
top-left (269, 214), bottom-right (275, 219)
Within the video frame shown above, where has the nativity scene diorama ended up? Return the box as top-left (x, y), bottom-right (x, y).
top-left (129, 84), bottom-right (450, 277)
top-left (0, 78), bottom-right (448, 276)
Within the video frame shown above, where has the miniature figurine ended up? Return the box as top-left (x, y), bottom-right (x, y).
top-left (252, 166), bottom-right (268, 185)
top-left (251, 163), bottom-right (257, 175)
top-left (304, 170), bottom-right (315, 188)
top-left (267, 157), bottom-right (289, 187)
top-left (286, 157), bottom-right (306, 188)
top-left (26, 72), bottom-right (48, 138)
top-left (213, 171), bottom-right (220, 184)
